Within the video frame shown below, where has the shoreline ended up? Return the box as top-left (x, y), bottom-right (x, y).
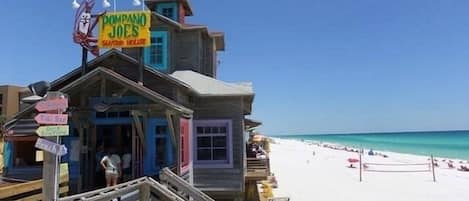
top-left (279, 138), bottom-right (469, 171)
top-left (268, 138), bottom-right (469, 201)
top-left (279, 137), bottom-right (469, 164)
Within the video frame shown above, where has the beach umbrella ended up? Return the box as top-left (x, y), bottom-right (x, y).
top-left (253, 135), bottom-right (264, 142)
top-left (347, 158), bottom-right (360, 163)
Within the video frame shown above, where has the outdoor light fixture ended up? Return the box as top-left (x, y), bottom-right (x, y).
top-left (72, 0), bottom-right (80, 9)
top-left (22, 81), bottom-right (51, 104)
top-left (28, 81), bottom-right (50, 98)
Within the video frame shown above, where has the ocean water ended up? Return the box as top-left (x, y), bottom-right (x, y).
top-left (279, 130), bottom-right (469, 160)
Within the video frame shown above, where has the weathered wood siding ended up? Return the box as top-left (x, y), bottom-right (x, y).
top-left (173, 30), bottom-right (202, 73)
top-left (192, 97), bottom-right (245, 200)
top-left (122, 16), bottom-right (217, 77)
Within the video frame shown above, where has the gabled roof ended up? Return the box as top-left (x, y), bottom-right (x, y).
top-left (6, 67), bottom-right (193, 133)
top-left (170, 70), bottom-right (254, 97)
top-left (62, 67), bottom-right (193, 114)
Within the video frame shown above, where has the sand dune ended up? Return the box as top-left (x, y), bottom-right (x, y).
top-left (269, 138), bottom-right (469, 201)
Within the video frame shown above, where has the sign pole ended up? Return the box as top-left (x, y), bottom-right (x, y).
top-left (139, 47), bottom-right (144, 85)
top-left (81, 47), bottom-right (88, 75)
top-left (53, 107), bottom-right (61, 201)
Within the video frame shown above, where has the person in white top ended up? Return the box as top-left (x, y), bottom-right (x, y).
top-left (101, 150), bottom-right (122, 187)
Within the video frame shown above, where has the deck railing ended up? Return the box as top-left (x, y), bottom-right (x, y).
top-left (246, 157), bottom-right (271, 181)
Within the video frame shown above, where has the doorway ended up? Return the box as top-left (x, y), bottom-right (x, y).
top-left (93, 124), bottom-right (132, 188)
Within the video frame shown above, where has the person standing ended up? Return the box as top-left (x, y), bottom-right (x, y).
top-left (95, 143), bottom-right (105, 187)
top-left (101, 149), bottom-right (122, 187)
top-left (121, 151), bottom-right (132, 182)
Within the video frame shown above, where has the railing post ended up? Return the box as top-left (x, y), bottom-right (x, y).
top-left (139, 183), bottom-right (150, 201)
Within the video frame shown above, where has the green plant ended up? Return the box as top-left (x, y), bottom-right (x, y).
top-left (0, 115), bottom-right (6, 137)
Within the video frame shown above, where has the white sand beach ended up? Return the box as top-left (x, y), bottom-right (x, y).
top-left (269, 138), bottom-right (469, 201)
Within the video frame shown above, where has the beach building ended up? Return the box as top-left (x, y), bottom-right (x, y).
top-left (0, 85), bottom-right (28, 119)
top-left (3, 0), bottom-right (256, 200)
top-left (0, 85), bottom-right (28, 174)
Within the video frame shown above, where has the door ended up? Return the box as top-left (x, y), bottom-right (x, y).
top-left (144, 119), bottom-right (173, 176)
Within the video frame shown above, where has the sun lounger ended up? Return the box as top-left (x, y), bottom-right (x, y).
top-left (457, 165), bottom-right (469, 172)
top-left (448, 163), bottom-right (454, 169)
top-left (268, 197), bottom-right (290, 201)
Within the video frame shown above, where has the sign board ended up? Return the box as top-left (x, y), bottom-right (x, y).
top-left (36, 126), bottom-right (70, 137)
top-left (98, 11), bottom-right (151, 48)
top-left (35, 98), bottom-right (68, 112)
top-left (35, 138), bottom-right (68, 156)
top-left (35, 113), bottom-right (68, 125)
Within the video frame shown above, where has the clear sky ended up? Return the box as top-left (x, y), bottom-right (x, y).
top-left (1, 0), bottom-right (469, 135)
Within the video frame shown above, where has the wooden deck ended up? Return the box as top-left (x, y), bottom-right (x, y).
top-left (0, 173), bottom-right (69, 200)
top-left (246, 157), bottom-right (271, 181)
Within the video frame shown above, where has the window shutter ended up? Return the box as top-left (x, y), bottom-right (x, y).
top-left (180, 118), bottom-right (190, 168)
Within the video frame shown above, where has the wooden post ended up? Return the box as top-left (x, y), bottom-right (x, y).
top-left (431, 155), bottom-right (436, 182)
top-left (139, 183), bottom-right (150, 201)
top-left (359, 149), bottom-right (362, 182)
top-left (43, 149), bottom-right (60, 200)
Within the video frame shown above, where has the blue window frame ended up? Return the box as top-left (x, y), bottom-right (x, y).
top-left (145, 31), bottom-right (168, 72)
top-left (156, 2), bottom-right (178, 21)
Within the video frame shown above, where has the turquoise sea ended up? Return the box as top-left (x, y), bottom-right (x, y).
top-left (279, 130), bottom-right (469, 160)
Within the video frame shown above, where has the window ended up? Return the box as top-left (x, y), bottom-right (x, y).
top-left (156, 3), bottom-right (178, 21)
top-left (145, 31), bottom-right (168, 72)
top-left (193, 120), bottom-right (232, 168)
top-left (0, 93), bottom-right (3, 105)
top-left (155, 125), bottom-right (168, 167)
top-left (95, 111), bottom-right (130, 118)
top-left (150, 37), bottom-right (163, 64)
top-left (162, 8), bottom-right (174, 19)
top-left (13, 141), bottom-right (43, 167)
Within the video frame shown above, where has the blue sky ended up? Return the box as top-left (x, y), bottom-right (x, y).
top-left (1, 0), bottom-right (469, 135)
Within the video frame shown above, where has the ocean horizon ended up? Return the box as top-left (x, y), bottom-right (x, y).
top-left (277, 130), bottom-right (469, 160)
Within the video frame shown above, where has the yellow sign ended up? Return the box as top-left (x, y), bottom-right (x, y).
top-left (98, 11), bottom-right (151, 48)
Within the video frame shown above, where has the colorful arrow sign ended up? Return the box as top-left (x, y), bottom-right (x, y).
top-left (35, 138), bottom-right (68, 156)
top-left (34, 113), bottom-right (68, 125)
top-left (35, 98), bottom-right (68, 112)
top-left (36, 126), bottom-right (70, 137)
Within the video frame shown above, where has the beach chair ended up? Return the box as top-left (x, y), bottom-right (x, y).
top-left (268, 197), bottom-right (290, 201)
top-left (457, 165), bottom-right (469, 172)
top-left (448, 163), bottom-right (454, 169)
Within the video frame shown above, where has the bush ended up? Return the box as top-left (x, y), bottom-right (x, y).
top-left (0, 115), bottom-right (6, 137)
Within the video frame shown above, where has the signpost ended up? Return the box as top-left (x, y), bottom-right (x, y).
top-left (36, 126), bottom-right (70, 137)
top-left (34, 93), bottom-right (69, 201)
top-left (35, 138), bottom-right (68, 156)
top-left (34, 113), bottom-right (68, 125)
top-left (35, 98), bottom-right (68, 112)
